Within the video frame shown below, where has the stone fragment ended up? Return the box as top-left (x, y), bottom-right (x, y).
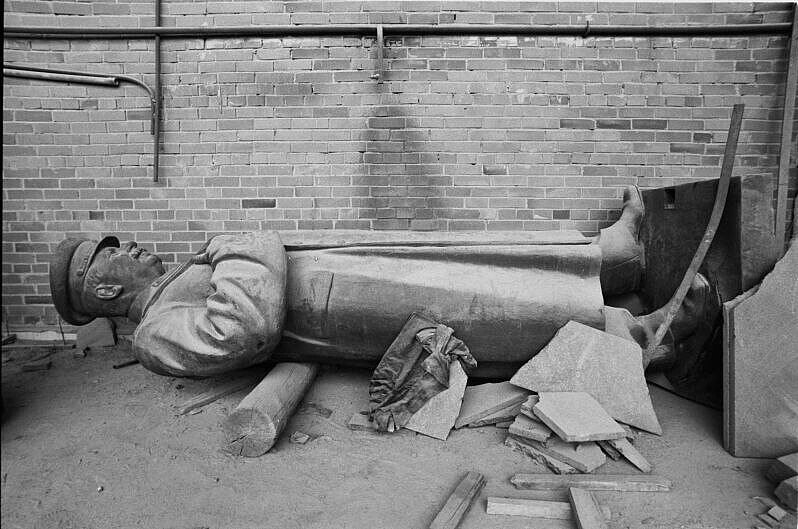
top-left (505, 435), bottom-right (578, 475)
top-left (510, 321), bottom-right (661, 434)
top-left (508, 414), bottom-right (552, 442)
top-left (607, 438), bottom-right (652, 473)
top-left (775, 476), bottom-right (797, 510)
top-left (767, 452), bottom-right (798, 483)
top-left (723, 227), bottom-right (798, 458)
top-left (526, 437), bottom-right (606, 473)
top-left (75, 317), bottom-right (116, 352)
top-left (404, 361), bottom-right (468, 440)
top-left (454, 381), bottom-right (529, 429)
top-left (597, 441), bottom-right (622, 461)
top-left (466, 402), bottom-right (522, 427)
top-left (533, 392), bottom-right (626, 443)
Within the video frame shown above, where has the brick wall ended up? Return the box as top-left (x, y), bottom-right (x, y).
top-left (3, 1), bottom-right (797, 328)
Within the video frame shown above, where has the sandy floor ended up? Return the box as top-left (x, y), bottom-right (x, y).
top-left (0, 341), bottom-right (779, 529)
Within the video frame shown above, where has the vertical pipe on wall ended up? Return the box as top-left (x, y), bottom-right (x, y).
top-left (153, 0), bottom-right (161, 182)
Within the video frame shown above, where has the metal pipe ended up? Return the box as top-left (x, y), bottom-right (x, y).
top-left (4, 68), bottom-right (119, 86)
top-left (3, 63), bottom-right (158, 179)
top-left (2, 23), bottom-right (792, 40)
top-left (153, 0), bottom-right (161, 182)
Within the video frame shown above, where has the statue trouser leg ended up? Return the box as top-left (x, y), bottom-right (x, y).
top-left (604, 272), bottom-right (720, 370)
top-left (595, 186), bottom-right (645, 297)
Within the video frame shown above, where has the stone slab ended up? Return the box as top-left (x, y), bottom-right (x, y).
top-left (775, 476), bottom-right (798, 510)
top-left (510, 321), bottom-right (662, 434)
top-left (454, 382), bottom-right (530, 429)
top-left (508, 414), bottom-right (552, 442)
top-left (528, 437), bottom-right (606, 473)
top-left (533, 392), bottom-right (626, 443)
top-left (466, 401), bottom-right (523, 427)
top-left (404, 361), bottom-right (468, 441)
top-left (766, 452), bottom-right (798, 483)
top-left (75, 317), bottom-right (116, 352)
top-left (607, 438), bottom-right (652, 473)
top-left (723, 234), bottom-right (798, 458)
top-left (505, 435), bottom-right (579, 475)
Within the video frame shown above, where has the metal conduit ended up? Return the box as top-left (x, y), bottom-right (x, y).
top-left (3, 63), bottom-right (159, 181)
top-left (2, 22), bottom-right (792, 39)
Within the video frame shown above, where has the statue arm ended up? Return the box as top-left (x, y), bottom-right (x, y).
top-left (133, 232), bottom-right (287, 377)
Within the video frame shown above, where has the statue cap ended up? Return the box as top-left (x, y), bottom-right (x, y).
top-left (50, 236), bottom-right (119, 325)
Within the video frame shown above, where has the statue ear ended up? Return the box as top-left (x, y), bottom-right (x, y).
top-left (94, 284), bottom-right (123, 300)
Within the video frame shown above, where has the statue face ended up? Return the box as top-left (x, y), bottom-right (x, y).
top-left (79, 241), bottom-right (166, 315)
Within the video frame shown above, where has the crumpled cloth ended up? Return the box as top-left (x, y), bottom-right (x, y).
top-left (369, 312), bottom-right (477, 432)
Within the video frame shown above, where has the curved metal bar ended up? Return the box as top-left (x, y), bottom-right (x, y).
top-left (4, 68), bottom-right (119, 86)
top-left (2, 22), bottom-right (792, 40)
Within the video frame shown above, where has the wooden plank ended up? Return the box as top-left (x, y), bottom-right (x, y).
top-left (607, 438), bottom-right (652, 473)
top-left (222, 363), bottom-right (318, 457)
top-left (486, 497), bottom-right (610, 520)
top-left (428, 471), bottom-right (486, 529)
top-left (775, 6), bottom-right (798, 254)
top-left (510, 474), bottom-right (673, 492)
top-left (647, 103), bottom-right (744, 356)
top-left (533, 392), bottom-right (626, 442)
top-left (175, 372), bottom-right (262, 415)
top-left (569, 488), bottom-right (609, 529)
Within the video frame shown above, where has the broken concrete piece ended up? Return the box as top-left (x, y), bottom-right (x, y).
top-left (527, 437), bottom-right (606, 473)
top-left (520, 395), bottom-right (539, 416)
top-left (348, 412), bottom-right (376, 431)
top-left (723, 231), bottom-right (798, 458)
top-left (775, 476), bottom-right (797, 510)
top-left (454, 382), bottom-right (529, 429)
top-left (510, 321), bottom-right (662, 434)
top-left (607, 438), bottom-right (652, 473)
top-left (767, 505), bottom-right (787, 522)
top-left (76, 317), bottom-right (116, 352)
top-left (505, 435), bottom-right (578, 475)
top-left (466, 402), bottom-right (522, 427)
top-left (428, 471), bottom-right (486, 529)
top-left (508, 414), bottom-right (552, 442)
top-left (569, 487), bottom-right (609, 529)
top-left (597, 441), bottom-right (622, 461)
top-left (767, 452), bottom-right (798, 483)
top-left (494, 420), bottom-right (513, 428)
top-left (404, 361), bottom-right (468, 440)
top-left (533, 392), bottom-right (626, 443)
top-left (486, 497), bottom-right (610, 520)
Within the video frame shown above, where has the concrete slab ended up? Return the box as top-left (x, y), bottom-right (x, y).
top-left (533, 392), bottom-right (626, 443)
top-left (510, 321), bottom-right (662, 434)
top-left (404, 361), bottom-right (468, 441)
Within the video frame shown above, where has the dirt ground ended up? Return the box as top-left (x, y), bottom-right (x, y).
top-left (0, 341), bottom-right (781, 529)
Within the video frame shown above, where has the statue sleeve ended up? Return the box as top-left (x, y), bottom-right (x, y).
top-left (133, 231), bottom-right (287, 377)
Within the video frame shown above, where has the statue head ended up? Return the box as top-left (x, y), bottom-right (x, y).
top-left (50, 236), bottom-right (166, 325)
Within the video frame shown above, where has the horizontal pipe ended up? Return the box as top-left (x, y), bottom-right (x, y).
top-left (3, 68), bottom-right (119, 86)
top-left (2, 23), bottom-right (792, 40)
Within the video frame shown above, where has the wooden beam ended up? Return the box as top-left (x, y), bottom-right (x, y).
top-left (776, 5), bottom-right (798, 253)
top-left (428, 471), bottom-right (486, 529)
top-left (510, 474), bottom-right (673, 492)
top-left (175, 372), bottom-right (263, 415)
top-left (486, 497), bottom-right (610, 520)
top-left (569, 488), bottom-right (609, 529)
top-left (222, 362), bottom-right (318, 457)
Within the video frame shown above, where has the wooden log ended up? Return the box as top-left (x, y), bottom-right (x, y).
top-left (428, 471), bottom-right (486, 529)
top-left (569, 488), bottom-right (609, 529)
top-left (510, 474), bottom-right (673, 492)
top-left (222, 362), bottom-right (318, 457)
top-left (486, 497), bottom-right (610, 520)
top-left (176, 372), bottom-right (263, 415)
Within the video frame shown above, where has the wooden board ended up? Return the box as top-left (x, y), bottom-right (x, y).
top-left (428, 471), bottom-right (486, 529)
top-left (510, 474), bottom-right (673, 492)
top-left (453, 382), bottom-right (529, 429)
top-left (569, 488), bottom-right (609, 529)
top-left (486, 497), bottom-right (610, 520)
top-left (175, 372), bottom-right (263, 415)
top-left (533, 392), bottom-right (626, 442)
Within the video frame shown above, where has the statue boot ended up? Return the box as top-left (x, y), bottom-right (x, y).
top-left (596, 185), bottom-right (645, 297)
